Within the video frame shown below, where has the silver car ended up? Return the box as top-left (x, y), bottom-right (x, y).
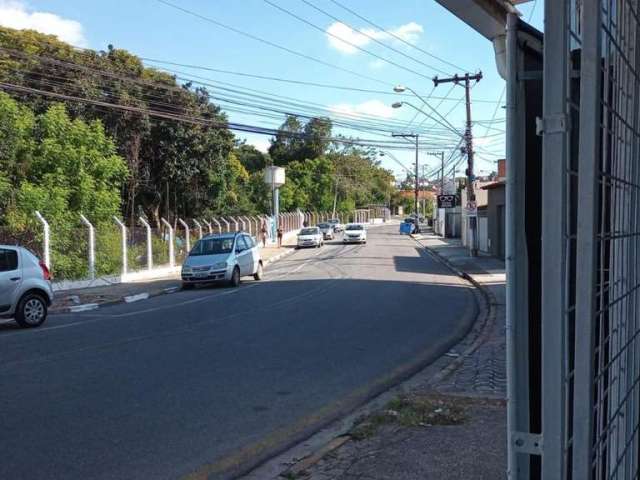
top-left (317, 223), bottom-right (335, 240)
top-left (181, 232), bottom-right (263, 288)
top-left (0, 245), bottom-right (54, 328)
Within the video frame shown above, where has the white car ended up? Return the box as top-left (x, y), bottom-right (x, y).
top-left (297, 227), bottom-right (323, 248)
top-left (343, 224), bottom-right (367, 244)
top-left (181, 232), bottom-right (263, 288)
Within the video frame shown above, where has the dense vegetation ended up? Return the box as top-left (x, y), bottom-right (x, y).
top-left (0, 26), bottom-right (397, 278)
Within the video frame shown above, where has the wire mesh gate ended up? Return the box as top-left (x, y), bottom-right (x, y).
top-left (541, 1), bottom-right (640, 478)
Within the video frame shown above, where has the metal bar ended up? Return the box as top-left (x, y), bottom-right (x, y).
top-left (161, 218), bottom-right (175, 268)
top-left (139, 216), bottom-right (153, 270)
top-left (193, 219), bottom-right (203, 239)
top-left (541, 0), bottom-right (569, 477)
top-left (572, 1), bottom-right (602, 477)
top-left (113, 217), bottom-right (128, 276)
top-left (34, 211), bottom-right (50, 270)
top-left (177, 218), bottom-right (189, 255)
top-left (505, 12), bottom-right (531, 479)
top-left (79, 214), bottom-right (95, 280)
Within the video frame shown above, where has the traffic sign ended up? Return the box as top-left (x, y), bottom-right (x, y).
top-left (465, 200), bottom-right (477, 217)
top-left (437, 194), bottom-right (457, 209)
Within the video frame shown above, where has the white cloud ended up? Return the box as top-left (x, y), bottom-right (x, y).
top-left (0, 1), bottom-right (88, 47)
top-left (326, 21), bottom-right (423, 55)
top-left (249, 138), bottom-right (271, 153)
top-left (329, 99), bottom-right (395, 120)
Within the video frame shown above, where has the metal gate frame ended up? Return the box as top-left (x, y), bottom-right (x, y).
top-left (541, 1), bottom-right (640, 478)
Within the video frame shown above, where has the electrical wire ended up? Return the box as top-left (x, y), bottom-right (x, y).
top-left (154, 0), bottom-right (393, 87)
top-left (1, 48), bottom-right (463, 141)
top-left (298, 0), bottom-right (451, 76)
top-left (326, 0), bottom-right (470, 72)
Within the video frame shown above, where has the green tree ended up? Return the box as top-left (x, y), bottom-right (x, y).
top-left (0, 94), bottom-right (128, 278)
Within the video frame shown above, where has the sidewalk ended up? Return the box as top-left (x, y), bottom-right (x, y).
top-left (50, 241), bottom-right (298, 313)
top-left (281, 233), bottom-right (507, 480)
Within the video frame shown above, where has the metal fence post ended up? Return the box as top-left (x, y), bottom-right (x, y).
top-left (177, 218), bottom-right (189, 255)
top-left (79, 214), bottom-right (95, 280)
top-left (161, 218), bottom-right (175, 268)
top-left (139, 217), bottom-right (153, 270)
top-left (221, 217), bottom-right (230, 233)
top-left (193, 219), bottom-right (203, 240)
top-left (34, 211), bottom-right (50, 270)
top-left (202, 219), bottom-right (212, 235)
top-left (541, 0), bottom-right (569, 477)
top-left (113, 217), bottom-right (127, 276)
top-left (243, 216), bottom-right (252, 235)
top-left (212, 217), bottom-right (221, 234)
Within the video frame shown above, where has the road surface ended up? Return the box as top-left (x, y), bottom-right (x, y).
top-left (0, 224), bottom-right (476, 480)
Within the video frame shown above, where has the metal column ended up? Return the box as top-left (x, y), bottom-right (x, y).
top-left (541, 0), bottom-right (569, 477)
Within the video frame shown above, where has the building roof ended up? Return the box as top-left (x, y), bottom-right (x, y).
top-left (481, 180), bottom-right (506, 190)
top-left (434, 0), bottom-right (525, 40)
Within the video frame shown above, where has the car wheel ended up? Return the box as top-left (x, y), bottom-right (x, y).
top-left (254, 262), bottom-right (263, 281)
top-left (229, 266), bottom-right (241, 287)
top-left (15, 292), bottom-right (48, 328)
top-left (182, 282), bottom-right (194, 290)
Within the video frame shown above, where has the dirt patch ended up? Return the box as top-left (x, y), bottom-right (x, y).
top-left (350, 393), bottom-right (492, 441)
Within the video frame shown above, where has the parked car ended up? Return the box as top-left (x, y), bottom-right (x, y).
top-left (0, 245), bottom-right (53, 328)
top-left (297, 227), bottom-right (324, 248)
top-left (317, 223), bottom-right (335, 240)
top-left (328, 218), bottom-right (344, 232)
top-left (343, 223), bottom-right (367, 244)
top-left (181, 232), bottom-right (263, 288)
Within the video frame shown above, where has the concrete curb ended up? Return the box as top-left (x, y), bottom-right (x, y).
top-left (410, 237), bottom-right (498, 389)
top-left (51, 249), bottom-right (297, 314)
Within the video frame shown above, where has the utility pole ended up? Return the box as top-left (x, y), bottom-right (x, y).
top-left (392, 133), bottom-right (420, 232)
top-left (433, 72), bottom-right (482, 256)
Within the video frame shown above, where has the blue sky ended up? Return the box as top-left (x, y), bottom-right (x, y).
top-left (1, 0), bottom-right (542, 178)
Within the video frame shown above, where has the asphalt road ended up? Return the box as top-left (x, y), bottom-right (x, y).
top-left (0, 224), bottom-right (476, 480)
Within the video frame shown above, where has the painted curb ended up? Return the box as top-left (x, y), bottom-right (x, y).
top-left (124, 292), bottom-right (150, 303)
top-left (68, 303), bottom-right (99, 313)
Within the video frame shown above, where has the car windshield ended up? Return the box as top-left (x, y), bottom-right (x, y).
top-left (189, 237), bottom-right (234, 256)
top-left (318, 223), bottom-right (330, 229)
top-left (300, 228), bottom-right (318, 235)
top-left (346, 224), bottom-right (363, 231)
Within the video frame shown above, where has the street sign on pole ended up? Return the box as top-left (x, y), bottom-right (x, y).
top-left (437, 194), bottom-right (457, 209)
top-left (464, 200), bottom-right (478, 217)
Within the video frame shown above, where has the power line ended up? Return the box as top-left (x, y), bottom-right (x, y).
top-left (0, 48), bottom-right (461, 140)
top-left (154, 0), bottom-right (392, 87)
top-left (327, 0), bottom-right (470, 72)
top-left (262, 0), bottom-right (439, 82)
top-left (140, 58), bottom-right (502, 103)
top-left (298, 0), bottom-right (451, 76)
top-left (0, 81), bottom-right (449, 152)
